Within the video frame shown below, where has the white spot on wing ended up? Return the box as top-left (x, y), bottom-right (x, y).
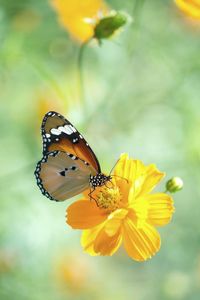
top-left (63, 125), bottom-right (74, 135)
top-left (70, 125), bottom-right (77, 133)
top-left (51, 128), bottom-right (60, 135)
top-left (58, 125), bottom-right (72, 135)
top-left (73, 138), bottom-right (78, 143)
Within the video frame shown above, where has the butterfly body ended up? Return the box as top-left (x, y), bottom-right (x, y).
top-left (90, 174), bottom-right (111, 188)
top-left (35, 111), bottom-right (110, 202)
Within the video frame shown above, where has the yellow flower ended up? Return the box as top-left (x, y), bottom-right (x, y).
top-left (51, 0), bottom-right (108, 42)
top-left (66, 154), bottom-right (175, 261)
top-left (175, 0), bottom-right (200, 20)
top-left (54, 253), bottom-right (91, 294)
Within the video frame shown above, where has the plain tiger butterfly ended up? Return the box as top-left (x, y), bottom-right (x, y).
top-left (34, 111), bottom-right (111, 201)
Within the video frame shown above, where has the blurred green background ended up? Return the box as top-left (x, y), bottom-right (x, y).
top-left (0, 0), bottom-right (200, 299)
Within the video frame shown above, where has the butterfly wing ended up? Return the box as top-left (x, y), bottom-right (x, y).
top-left (35, 151), bottom-right (97, 201)
top-left (41, 111), bottom-right (101, 173)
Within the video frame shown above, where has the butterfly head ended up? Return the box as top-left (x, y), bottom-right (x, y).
top-left (89, 173), bottom-right (111, 189)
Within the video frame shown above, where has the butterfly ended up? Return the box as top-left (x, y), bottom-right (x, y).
top-left (34, 111), bottom-right (111, 201)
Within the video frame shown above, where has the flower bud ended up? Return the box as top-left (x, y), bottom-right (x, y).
top-left (94, 11), bottom-right (129, 40)
top-left (166, 177), bottom-right (183, 193)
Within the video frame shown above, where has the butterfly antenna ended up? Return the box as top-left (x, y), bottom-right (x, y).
top-left (109, 158), bottom-right (120, 176)
top-left (109, 159), bottom-right (129, 184)
top-left (111, 175), bottom-right (129, 183)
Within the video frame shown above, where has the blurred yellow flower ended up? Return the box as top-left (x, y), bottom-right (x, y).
top-left (175, 0), bottom-right (200, 20)
top-left (54, 253), bottom-right (91, 294)
top-left (52, 0), bottom-right (108, 42)
top-left (66, 154), bottom-right (175, 261)
top-left (0, 249), bottom-right (16, 274)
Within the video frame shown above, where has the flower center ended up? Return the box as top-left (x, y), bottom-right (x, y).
top-left (96, 185), bottom-right (122, 212)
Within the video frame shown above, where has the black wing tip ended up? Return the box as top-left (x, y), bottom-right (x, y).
top-left (41, 111), bottom-right (66, 133)
top-left (43, 111), bottom-right (63, 120)
top-left (42, 111), bottom-right (60, 124)
top-left (45, 110), bottom-right (59, 116)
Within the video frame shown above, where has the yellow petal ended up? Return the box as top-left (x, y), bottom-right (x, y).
top-left (114, 154), bottom-right (164, 202)
top-left (145, 193), bottom-right (175, 226)
top-left (128, 193), bottom-right (174, 226)
top-left (81, 225), bottom-right (103, 256)
top-left (133, 162), bottom-right (165, 199)
top-left (81, 209), bottom-right (127, 256)
top-left (104, 209), bottom-right (128, 236)
top-left (123, 217), bottom-right (161, 261)
top-left (114, 153), bottom-right (134, 183)
top-left (66, 199), bottom-right (108, 229)
top-left (175, 0), bottom-right (200, 20)
top-left (94, 227), bottom-right (122, 255)
top-left (52, 0), bottom-right (108, 42)
top-left (113, 154), bottom-right (136, 203)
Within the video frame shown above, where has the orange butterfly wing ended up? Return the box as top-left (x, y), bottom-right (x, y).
top-left (41, 111), bottom-right (101, 173)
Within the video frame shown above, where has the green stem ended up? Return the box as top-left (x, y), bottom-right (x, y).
top-left (82, 2), bottom-right (146, 127)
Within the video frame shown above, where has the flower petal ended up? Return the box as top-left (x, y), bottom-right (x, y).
top-left (128, 193), bottom-right (174, 226)
top-left (81, 225), bottom-right (103, 256)
top-left (145, 193), bottom-right (175, 226)
top-left (66, 199), bottom-right (108, 229)
top-left (138, 163), bottom-right (164, 196)
top-left (52, 0), bottom-right (108, 42)
top-left (113, 154), bottom-right (136, 203)
top-left (94, 227), bottom-right (122, 256)
top-left (132, 161), bottom-right (165, 199)
top-left (114, 154), bottom-right (165, 203)
top-left (175, 0), bottom-right (200, 20)
top-left (104, 209), bottom-right (128, 236)
top-left (114, 153), bottom-right (134, 183)
top-left (81, 209), bottom-right (127, 256)
top-left (123, 217), bottom-right (161, 261)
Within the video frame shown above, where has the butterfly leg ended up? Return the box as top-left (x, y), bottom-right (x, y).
top-left (88, 188), bottom-right (99, 207)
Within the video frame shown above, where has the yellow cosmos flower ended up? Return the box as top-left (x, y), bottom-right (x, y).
top-left (66, 154), bottom-right (175, 261)
top-left (51, 0), bottom-right (108, 42)
top-left (175, 0), bottom-right (200, 20)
